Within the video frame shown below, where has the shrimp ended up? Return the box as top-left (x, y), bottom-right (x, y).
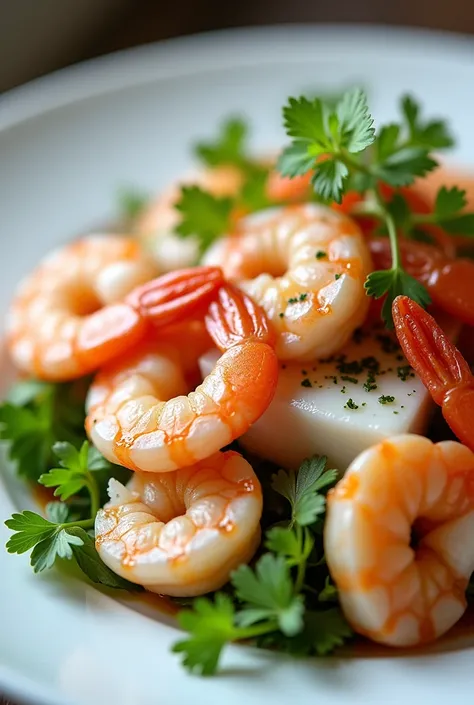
top-left (393, 296), bottom-right (474, 452)
top-left (86, 284), bottom-right (279, 472)
top-left (324, 434), bottom-right (474, 647)
top-left (95, 450), bottom-right (262, 596)
top-left (203, 203), bottom-right (373, 360)
top-left (6, 232), bottom-right (222, 381)
top-left (6, 235), bottom-right (156, 381)
top-left (371, 238), bottom-right (474, 326)
top-left (136, 163), bottom-right (317, 272)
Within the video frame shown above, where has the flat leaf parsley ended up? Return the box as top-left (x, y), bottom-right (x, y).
top-left (5, 440), bottom-right (139, 590)
top-left (277, 89), bottom-right (474, 325)
top-left (172, 455), bottom-right (350, 675)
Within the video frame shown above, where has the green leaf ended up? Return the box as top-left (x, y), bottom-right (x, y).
top-left (271, 456), bottom-right (337, 527)
top-left (46, 501), bottom-right (70, 524)
top-left (5, 511), bottom-right (57, 554)
top-left (265, 526), bottom-right (314, 567)
top-left (282, 96), bottom-right (329, 147)
top-left (318, 577), bottom-right (339, 603)
top-left (239, 165), bottom-right (272, 211)
top-left (386, 193), bottom-right (411, 231)
top-left (434, 186), bottom-right (467, 219)
top-left (401, 94), bottom-right (454, 149)
top-left (376, 124), bottom-right (401, 161)
top-left (311, 159), bottom-right (349, 203)
top-left (0, 379), bottom-right (88, 481)
top-left (6, 379), bottom-right (50, 406)
top-left (173, 593), bottom-right (237, 675)
top-left (438, 213), bottom-right (474, 235)
top-left (265, 526), bottom-right (301, 558)
top-left (175, 185), bottom-right (233, 253)
top-left (195, 118), bottom-right (248, 168)
top-left (66, 527), bottom-right (143, 591)
top-left (231, 554), bottom-right (304, 636)
top-left (365, 268), bottom-right (432, 327)
top-left (298, 608), bottom-right (353, 656)
top-left (376, 148), bottom-right (438, 187)
top-left (336, 88), bottom-right (375, 153)
top-left (277, 142), bottom-right (316, 178)
top-left (30, 529), bottom-right (83, 573)
top-left (401, 94), bottom-right (419, 135)
top-left (117, 187), bottom-right (149, 221)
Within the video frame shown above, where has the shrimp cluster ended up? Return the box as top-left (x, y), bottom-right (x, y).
top-left (7, 129), bottom-right (474, 660)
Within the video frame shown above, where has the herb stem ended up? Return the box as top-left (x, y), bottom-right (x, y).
top-left (236, 621), bottom-right (279, 641)
top-left (374, 188), bottom-right (401, 270)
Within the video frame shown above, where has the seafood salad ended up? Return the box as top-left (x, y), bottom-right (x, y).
top-left (5, 87), bottom-right (474, 675)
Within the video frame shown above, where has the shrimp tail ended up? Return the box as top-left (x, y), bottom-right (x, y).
top-left (393, 296), bottom-right (472, 405)
top-left (127, 266), bottom-right (224, 327)
top-left (205, 284), bottom-right (276, 351)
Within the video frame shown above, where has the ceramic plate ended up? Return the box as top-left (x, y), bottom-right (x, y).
top-left (2, 24), bottom-right (474, 705)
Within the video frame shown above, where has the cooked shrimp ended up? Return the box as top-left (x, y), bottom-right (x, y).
top-left (136, 166), bottom-right (245, 271)
top-left (393, 296), bottom-right (474, 452)
top-left (203, 203), bottom-right (373, 360)
top-left (324, 434), bottom-right (474, 647)
top-left (6, 233), bottom-right (222, 381)
top-left (95, 450), bottom-right (262, 596)
top-left (86, 284), bottom-right (278, 472)
top-left (136, 163), bottom-right (315, 272)
top-left (6, 235), bottom-right (157, 381)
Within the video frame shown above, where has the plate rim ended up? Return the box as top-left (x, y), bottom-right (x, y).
top-left (2, 22), bottom-right (474, 705)
top-left (2, 23), bottom-right (474, 132)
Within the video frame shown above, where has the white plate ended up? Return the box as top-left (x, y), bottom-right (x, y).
top-left (2, 23), bottom-right (474, 705)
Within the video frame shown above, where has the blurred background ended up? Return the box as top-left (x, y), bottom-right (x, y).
top-left (1, 0), bottom-right (474, 93)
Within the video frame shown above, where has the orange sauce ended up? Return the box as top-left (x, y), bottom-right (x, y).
top-left (32, 483), bottom-right (55, 510)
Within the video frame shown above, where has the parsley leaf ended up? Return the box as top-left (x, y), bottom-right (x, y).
top-left (401, 95), bottom-right (454, 149)
top-left (175, 186), bottom-right (233, 253)
top-left (311, 158), bottom-right (349, 203)
top-left (46, 501), bottom-right (69, 524)
top-left (282, 96), bottom-right (329, 148)
top-left (232, 554), bottom-right (304, 636)
top-left (271, 456), bottom-right (338, 527)
top-left (294, 608), bottom-right (353, 656)
top-left (173, 594), bottom-right (238, 676)
top-left (239, 164), bottom-right (272, 211)
top-left (117, 187), bottom-right (149, 222)
top-left (38, 440), bottom-right (104, 502)
top-left (0, 379), bottom-right (89, 481)
top-left (375, 147), bottom-right (438, 187)
top-left (336, 88), bottom-right (376, 153)
top-left (265, 526), bottom-right (314, 568)
top-left (365, 267), bottom-right (432, 327)
top-left (277, 141), bottom-right (316, 178)
top-left (66, 527), bottom-right (142, 590)
top-left (30, 528), bottom-right (84, 573)
top-left (195, 118), bottom-right (248, 168)
top-left (434, 185), bottom-right (467, 218)
top-left (5, 511), bottom-right (58, 554)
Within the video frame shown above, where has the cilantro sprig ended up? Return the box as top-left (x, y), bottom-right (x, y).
top-left (5, 440), bottom-right (139, 590)
top-left (277, 89), bottom-right (473, 326)
top-left (172, 456), bottom-right (350, 676)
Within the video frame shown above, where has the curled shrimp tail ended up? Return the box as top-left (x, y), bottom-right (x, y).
top-left (205, 284), bottom-right (276, 352)
top-left (127, 266), bottom-right (224, 328)
top-left (393, 295), bottom-right (472, 405)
